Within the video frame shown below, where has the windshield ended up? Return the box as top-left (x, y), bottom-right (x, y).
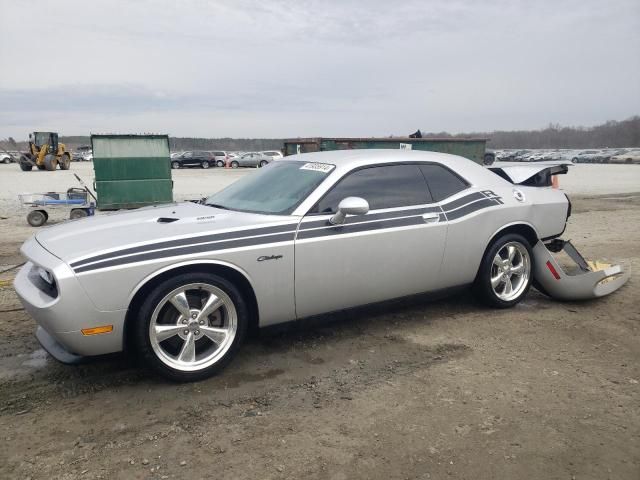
top-left (33, 132), bottom-right (51, 147)
top-left (205, 160), bottom-right (334, 215)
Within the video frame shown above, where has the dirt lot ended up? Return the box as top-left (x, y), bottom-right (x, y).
top-left (0, 164), bottom-right (638, 480)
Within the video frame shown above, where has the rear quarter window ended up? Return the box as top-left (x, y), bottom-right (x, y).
top-left (419, 164), bottom-right (469, 201)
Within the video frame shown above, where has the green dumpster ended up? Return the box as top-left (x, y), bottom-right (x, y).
top-left (91, 134), bottom-right (173, 209)
top-left (283, 137), bottom-right (492, 165)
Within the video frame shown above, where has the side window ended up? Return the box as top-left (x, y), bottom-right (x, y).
top-left (313, 164), bottom-right (432, 214)
top-left (183, 151), bottom-right (193, 158)
top-left (419, 164), bottom-right (469, 201)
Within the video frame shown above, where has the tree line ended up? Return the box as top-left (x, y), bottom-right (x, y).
top-left (1, 116), bottom-right (638, 152)
top-left (423, 116), bottom-right (640, 149)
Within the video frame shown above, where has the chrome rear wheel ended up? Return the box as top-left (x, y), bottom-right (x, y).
top-left (474, 233), bottom-right (533, 308)
top-left (490, 242), bottom-right (531, 302)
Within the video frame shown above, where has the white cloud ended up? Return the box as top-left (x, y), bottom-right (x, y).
top-left (0, 0), bottom-right (638, 138)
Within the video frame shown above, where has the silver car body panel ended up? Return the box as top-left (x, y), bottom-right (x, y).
top-left (13, 149), bottom-right (625, 361)
top-left (294, 204), bottom-right (448, 318)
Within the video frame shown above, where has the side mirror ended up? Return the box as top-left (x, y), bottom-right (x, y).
top-left (330, 197), bottom-right (369, 225)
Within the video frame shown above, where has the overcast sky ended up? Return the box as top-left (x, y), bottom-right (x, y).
top-left (1, 0), bottom-right (639, 139)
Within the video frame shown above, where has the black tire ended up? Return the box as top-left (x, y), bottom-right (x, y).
top-left (70, 208), bottom-right (89, 220)
top-left (19, 162), bottom-right (33, 171)
top-left (171, 161), bottom-right (180, 169)
top-left (27, 210), bottom-right (48, 227)
top-left (217, 160), bottom-right (225, 167)
top-left (473, 233), bottom-right (533, 308)
top-left (571, 157), bottom-right (578, 164)
top-left (231, 161), bottom-right (239, 169)
top-left (59, 153), bottom-right (71, 170)
top-left (44, 154), bottom-right (57, 171)
top-left (2, 157), bottom-right (9, 164)
top-left (133, 272), bottom-right (249, 382)
top-left (201, 161), bottom-right (210, 169)
top-left (259, 160), bottom-right (268, 168)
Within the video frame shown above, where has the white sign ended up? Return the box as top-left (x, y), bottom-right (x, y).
top-left (300, 162), bottom-right (335, 173)
top-left (399, 143), bottom-right (412, 150)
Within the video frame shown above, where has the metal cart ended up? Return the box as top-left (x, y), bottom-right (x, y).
top-left (19, 188), bottom-right (96, 226)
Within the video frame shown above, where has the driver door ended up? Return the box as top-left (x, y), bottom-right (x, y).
top-left (294, 164), bottom-right (448, 318)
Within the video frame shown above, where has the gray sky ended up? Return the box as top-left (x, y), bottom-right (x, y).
top-left (1, 0), bottom-right (639, 139)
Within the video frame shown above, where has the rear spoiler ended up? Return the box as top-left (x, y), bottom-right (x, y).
top-left (488, 161), bottom-right (572, 186)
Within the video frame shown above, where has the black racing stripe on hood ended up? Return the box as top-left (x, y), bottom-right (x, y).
top-left (70, 223), bottom-right (297, 268)
top-left (74, 232), bottom-right (295, 273)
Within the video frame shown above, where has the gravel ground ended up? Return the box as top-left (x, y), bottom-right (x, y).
top-left (0, 161), bottom-right (638, 479)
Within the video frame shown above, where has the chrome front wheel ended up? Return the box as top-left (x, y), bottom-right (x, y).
top-left (136, 272), bottom-right (248, 381)
top-left (149, 283), bottom-right (237, 372)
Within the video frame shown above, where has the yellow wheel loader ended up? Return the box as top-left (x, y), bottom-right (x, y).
top-left (19, 132), bottom-right (71, 171)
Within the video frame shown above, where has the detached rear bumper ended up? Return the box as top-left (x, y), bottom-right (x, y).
top-left (532, 240), bottom-right (629, 301)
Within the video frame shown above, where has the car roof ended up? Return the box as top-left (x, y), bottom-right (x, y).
top-left (278, 149), bottom-right (499, 185)
top-left (280, 149), bottom-right (471, 169)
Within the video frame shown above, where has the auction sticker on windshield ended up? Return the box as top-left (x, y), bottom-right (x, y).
top-left (300, 162), bottom-right (335, 173)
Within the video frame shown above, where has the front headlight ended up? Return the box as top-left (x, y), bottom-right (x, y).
top-left (36, 266), bottom-right (55, 285)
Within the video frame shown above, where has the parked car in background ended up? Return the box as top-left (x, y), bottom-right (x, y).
top-left (229, 152), bottom-right (271, 168)
top-left (261, 150), bottom-right (284, 161)
top-left (72, 146), bottom-right (93, 161)
top-left (171, 151), bottom-right (215, 169)
top-left (526, 152), bottom-right (548, 162)
top-left (572, 150), bottom-right (605, 163)
top-left (210, 151), bottom-right (230, 167)
top-left (1, 152), bottom-right (15, 164)
top-left (609, 150), bottom-right (640, 164)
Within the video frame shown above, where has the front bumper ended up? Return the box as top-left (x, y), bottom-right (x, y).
top-left (35, 326), bottom-right (86, 364)
top-left (532, 240), bottom-right (629, 301)
top-left (14, 237), bottom-right (126, 360)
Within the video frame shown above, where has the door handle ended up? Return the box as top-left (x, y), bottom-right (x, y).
top-left (422, 212), bottom-right (440, 223)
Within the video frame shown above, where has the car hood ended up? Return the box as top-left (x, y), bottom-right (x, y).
top-left (35, 202), bottom-right (297, 263)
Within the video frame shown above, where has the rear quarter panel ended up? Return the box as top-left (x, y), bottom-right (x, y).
top-left (438, 184), bottom-right (568, 288)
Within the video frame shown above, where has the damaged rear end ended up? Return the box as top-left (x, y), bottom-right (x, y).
top-left (532, 239), bottom-right (629, 301)
top-left (489, 161), bottom-right (629, 300)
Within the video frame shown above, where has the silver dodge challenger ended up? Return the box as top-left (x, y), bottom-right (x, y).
top-left (14, 150), bottom-right (628, 381)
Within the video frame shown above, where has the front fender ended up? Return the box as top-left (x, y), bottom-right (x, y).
top-left (127, 259), bottom-right (256, 305)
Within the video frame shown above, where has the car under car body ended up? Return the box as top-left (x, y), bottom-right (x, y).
top-left (14, 150), bottom-right (628, 380)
